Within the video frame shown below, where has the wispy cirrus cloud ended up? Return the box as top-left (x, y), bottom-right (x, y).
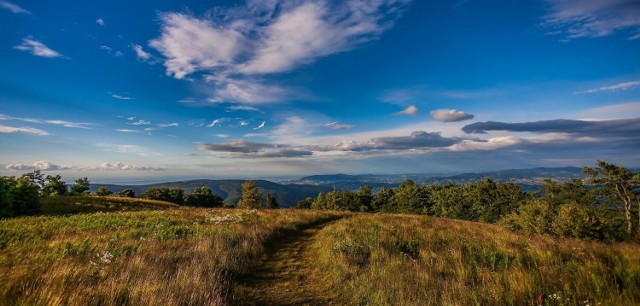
top-left (148, 0), bottom-right (411, 104)
top-left (324, 122), bottom-right (356, 130)
top-left (111, 93), bottom-right (133, 100)
top-left (14, 37), bottom-right (63, 58)
top-left (96, 144), bottom-right (161, 156)
top-left (0, 113), bottom-right (93, 129)
top-left (575, 80), bottom-right (640, 94)
top-left (131, 43), bottom-right (153, 62)
top-left (0, 0), bottom-right (30, 14)
top-left (542, 0), bottom-right (640, 40)
top-left (0, 124), bottom-right (48, 135)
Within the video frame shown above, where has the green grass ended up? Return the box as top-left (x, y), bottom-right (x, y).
top-left (0, 207), bottom-right (344, 305)
top-left (41, 196), bottom-right (179, 215)
top-left (313, 214), bottom-right (640, 306)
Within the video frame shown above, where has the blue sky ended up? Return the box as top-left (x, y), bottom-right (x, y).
top-left (1, 0), bottom-right (639, 181)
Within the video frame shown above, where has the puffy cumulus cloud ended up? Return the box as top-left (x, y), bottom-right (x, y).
top-left (396, 105), bottom-right (419, 116)
top-left (315, 131), bottom-right (461, 152)
top-left (0, 124), bottom-right (48, 135)
top-left (543, 0), bottom-right (640, 40)
top-left (14, 37), bottom-right (63, 58)
top-left (462, 118), bottom-right (640, 139)
top-left (5, 161), bottom-right (75, 171)
top-left (430, 109), bottom-right (474, 122)
top-left (148, 0), bottom-right (410, 103)
top-left (0, 0), bottom-right (30, 14)
top-left (197, 139), bottom-right (313, 158)
top-left (99, 162), bottom-right (166, 171)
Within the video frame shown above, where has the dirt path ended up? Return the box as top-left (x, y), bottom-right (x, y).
top-left (235, 218), bottom-right (339, 305)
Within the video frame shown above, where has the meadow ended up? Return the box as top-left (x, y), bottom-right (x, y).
top-left (314, 214), bottom-right (640, 305)
top-left (0, 204), bottom-right (343, 305)
top-left (1, 196), bottom-right (639, 305)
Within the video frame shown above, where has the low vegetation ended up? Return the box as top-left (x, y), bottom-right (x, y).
top-left (41, 196), bottom-right (178, 215)
top-left (0, 208), bottom-right (344, 305)
top-left (314, 214), bottom-right (640, 305)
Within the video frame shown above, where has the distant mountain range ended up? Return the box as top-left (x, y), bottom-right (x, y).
top-left (91, 167), bottom-right (594, 207)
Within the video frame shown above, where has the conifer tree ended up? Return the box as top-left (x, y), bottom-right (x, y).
top-left (238, 181), bottom-right (262, 209)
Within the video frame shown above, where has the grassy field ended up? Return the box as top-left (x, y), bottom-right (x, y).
top-left (2, 198), bottom-right (639, 305)
top-left (41, 196), bottom-right (179, 215)
top-left (0, 207), bottom-right (344, 305)
top-left (314, 214), bottom-right (640, 306)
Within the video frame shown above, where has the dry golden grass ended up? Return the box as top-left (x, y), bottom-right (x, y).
top-left (313, 214), bottom-right (640, 306)
top-left (0, 208), bottom-right (343, 305)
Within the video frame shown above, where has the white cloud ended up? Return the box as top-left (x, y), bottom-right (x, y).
top-left (0, 124), bottom-right (48, 135)
top-left (157, 123), bottom-right (179, 127)
top-left (208, 118), bottom-right (228, 127)
top-left (0, 113), bottom-right (93, 129)
top-left (575, 80), bottom-right (640, 94)
top-left (148, 0), bottom-right (410, 104)
top-left (14, 37), bottom-right (63, 58)
top-left (240, 121), bottom-right (249, 126)
top-left (96, 18), bottom-right (105, 26)
top-left (96, 144), bottom-right (160, 156)
top-left (101, 46), bottom-right (124, 57)
top-left (130, 119), bottom-right (151, 126)
top-left (112, 94), bottom-right (133, 100)
top-left (149, 13), bottom-right (243, 79)
top-left (579, 102), bottom-right (640, 120)
top-left (430, 109), bottom-right (474, 122)
top-left (396, 105), bottom-right (419, 116)
top-left (543, 0), bottom-right (640, 40)
top-left (116, 129), bottom-right (142, 133)
top-left (227, 105), bottom-right (262, 112)
top-left (99, 162), bottom-right (166, 171)
top-left (0, 0), bottom-right (30, 14)
top-left (215, 133), bottom-right (229, 138)
top-left (253, 121), bottom-right (266, 130)
top-left (131, 43), bottom-right (152, 61)
top-left (325, 122), bottom-right (356, 130)
top-left (5, 161), bottom-right (74, 171)
top-left (240, 0), bottom-right (409, 74)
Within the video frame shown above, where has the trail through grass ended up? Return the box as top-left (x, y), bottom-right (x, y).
top-left (234, 216), bottom-right (343, 305)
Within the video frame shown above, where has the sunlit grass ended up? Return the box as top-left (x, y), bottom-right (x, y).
top-left (313, 214), bottom-right (640, 305)
top-left (0, 207), bottom-right (343, 305)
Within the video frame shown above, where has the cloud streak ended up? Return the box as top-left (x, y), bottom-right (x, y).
top-left (543, 0), bottom-right (640, 40)
top-left (148, 0), bottom-right (411, 104)
top-left (396, 105), bottom-right (419, 116)
top-left (576, 80), bottom-right (640, 94)
top-left (0, 0), bottom-right (30, 14)
top-left (14, 37), bottom-right (63, 58)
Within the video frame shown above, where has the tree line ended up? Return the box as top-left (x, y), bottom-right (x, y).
top-left (293, 161), bottom-right (639, 241)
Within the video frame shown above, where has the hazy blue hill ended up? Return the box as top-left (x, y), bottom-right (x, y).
top-left (91, 180), bottom-right (331, 208)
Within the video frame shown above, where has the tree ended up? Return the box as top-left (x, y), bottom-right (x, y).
top-left (184, 186), bottom-right (223, 207)
top-left (311, 192), bottom-right (327, 210)
top-left (0, 177), bottom-right (14, 218)
top-left (237, 181), bottom-right (261, 209)
top-left (499, 199), bottom-right (555, 236)
top-left (294, 197), bottom-right (314, 209)
top-left (141, 187), bottom-right (184, 204)
top-left (265, 192), bottom-right (279, 209)
top-left (583, 160), bottom-right (639, 235)
top-left (95, 187), bottom-right (112, 196)
top-left (355, 185), bottom-right (373, 212)
top-left (70, 177), bottom-right (90, 195)
top-left (372, 187), bottom-right (396, 212)
top-left (43, 175), bottom-right (67, 196)
top-left (20, 170), bottom-right (45, 192)
top-left (11, 177), bottom-right (41, 216)
top-left (117, 189), bottom-right (136, 198)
